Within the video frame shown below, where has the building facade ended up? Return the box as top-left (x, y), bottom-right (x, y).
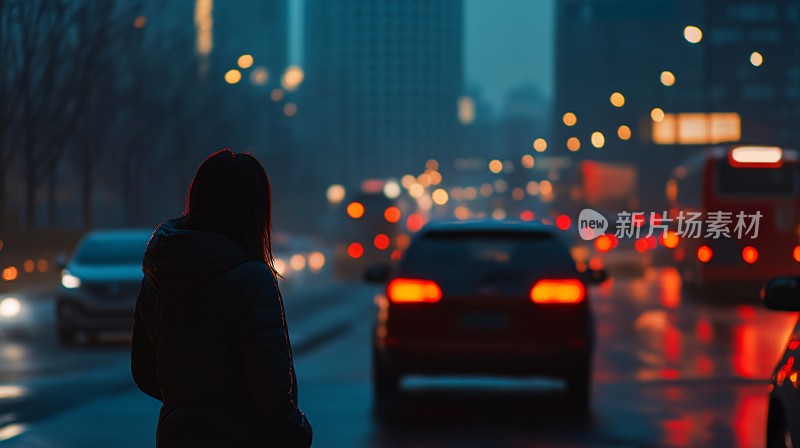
top-left (303, 0), bottom-right (464, 191)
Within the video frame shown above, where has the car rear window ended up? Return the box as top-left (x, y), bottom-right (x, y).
top-left (716, 162), bottom-right (797, 196)
top-left (74, 237), bottom-right (148, 265)
top-left (399, 231), bottom-right (577, 289)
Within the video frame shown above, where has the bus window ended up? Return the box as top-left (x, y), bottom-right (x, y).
top-left (715, 163), bottom-right (797, 196)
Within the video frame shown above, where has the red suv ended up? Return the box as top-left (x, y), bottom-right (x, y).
top-left (365, 221), bottom-right (606, 417)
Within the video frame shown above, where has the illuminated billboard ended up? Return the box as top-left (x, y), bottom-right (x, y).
top-left (652, 113), bottom-right (741, 145)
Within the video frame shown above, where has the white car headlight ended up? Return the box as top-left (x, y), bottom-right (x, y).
top-left (0, 297), bottom-right (21, 318)
top-left (61, 271), bottom-right (81, 289)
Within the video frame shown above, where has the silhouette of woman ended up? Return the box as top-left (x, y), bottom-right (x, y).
top-left (132, 149), bottom-right (312, 447)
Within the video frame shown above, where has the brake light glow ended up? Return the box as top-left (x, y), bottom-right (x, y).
top-left (742, 246), bottom-right (758, 264)
top-left (556, 214), bottom-right (571, 230)
top-left (530, 279), bottom-right (585, 304)
top-left (697, 245), bottom-right (713, 263)
top-left (595, 235), bottom-right (613, 252)
top-left (794, 245), bottom-right (800, 263)
top-left (729, 146), bottom-right (783, 167)
top-left (387, 278), bottom-right (442, 303)
top-left (661, 230), bottom-right (680, 249)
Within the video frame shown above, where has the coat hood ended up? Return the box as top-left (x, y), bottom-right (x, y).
top-left (143, 218), bottom-right (253, 296)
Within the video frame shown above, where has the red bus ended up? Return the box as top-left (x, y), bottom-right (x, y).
top-left (668, 145), bottom-right (800, 293)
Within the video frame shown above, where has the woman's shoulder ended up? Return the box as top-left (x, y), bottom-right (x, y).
top-left (224, 260), bottom-right (281, 307)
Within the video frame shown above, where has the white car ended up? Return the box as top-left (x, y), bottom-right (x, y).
top-left (56, 229), bottom-right (151, 345)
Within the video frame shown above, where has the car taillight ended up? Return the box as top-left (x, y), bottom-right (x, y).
top-left (387, 278), bottom-right (442, 303)
top-left (530, 279), bottom-right (585, 304)
top-left (742, 246), bottom-right (758, 264)
top-left (697, 245), bottom-right (713, 263)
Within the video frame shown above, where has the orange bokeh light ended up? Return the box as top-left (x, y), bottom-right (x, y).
top-left (697, 245), bottom-right (713, 263)
top-left (742, 246), bottom-right (758, 264)
top-left (661, 230), bottom-right (680, 249)
top-left (595, 235), bottom-right (613, 253)
top-left (346, 202), bottom-right (365, 219)
top-left (384, 206), bottom-right (401, 223)
top-left (2, 266), bottom-right (18, 281)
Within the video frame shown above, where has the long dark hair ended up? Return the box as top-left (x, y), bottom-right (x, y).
top-left (177, 149), bottom-right (278, 276)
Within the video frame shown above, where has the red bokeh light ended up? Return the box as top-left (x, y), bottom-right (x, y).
top-left (555, 214), bottom-right (572, 230)
top-left (406, 213), bottom-right (425, 232)
top-left (374, 234), bottom-right (390, 250)
top-left (347, 242), bottom-right (364, 259)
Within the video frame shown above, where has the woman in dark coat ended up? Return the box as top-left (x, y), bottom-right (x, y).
top-left (131, 149), bottom-right (313, 447)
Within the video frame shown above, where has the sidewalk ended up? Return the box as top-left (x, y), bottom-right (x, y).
top-left (0, 282), bottom-right (376, 447)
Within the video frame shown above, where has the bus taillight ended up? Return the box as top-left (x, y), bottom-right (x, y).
top-left (742, 246), bottom-right (758, 264)
top-left (697, 245), bottom-right (713, 263)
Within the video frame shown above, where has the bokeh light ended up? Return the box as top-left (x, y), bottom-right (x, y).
top-left (326, 184), bottom-right (346, 204)
top-left (346, 202), bottom-right (365, 219)
top-left (750, 51), bottom-right (763, 67)
top-left (533, 138), bottom-right (547, 152)
top-left (237, 54), bottom-right (254, 69)
top-left (591, 131), bottom-right (605, 148)
top-left (660, 71), bottom-right (676, 86)
top-left (610, 92), bottom-right (625, 107)
top-left (567, 137), bottom-right (581, 152)
top-left (684, 25), bottom-right (703, 44)
top-left (224, 69), bottom-right (242, 84)
top-left (617, 125), bottom-right (632, 140)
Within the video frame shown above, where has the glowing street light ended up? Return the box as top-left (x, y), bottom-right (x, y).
top-left (326, 184), bottom-right (345, 204)
top-left (533, 138), bottom-right (547, 152)
top-left (591, 131), bottom-right (605, 148)
top-left (661, 71), bottom-right (676, 86)
top-left (617, 125), bottom-right (632, 141)
top-left (750, 51), bottom-right (763, 67)
top-left (567, 137), bottom-right (581, 152)
top-left (282, 66), bottom-right (304, 91)
top-left (562, 112), bottom-right (577, 126)
top-left (684, 25), bottom-right (703, 44)
top-left (610, 92), bottom-right (625, 108)
top-left (238, 54), bottom-right (254, 69)
top-left (224, 69), bottom-right (242, 84)
top-left (651, 107), bottom-right (665, 122)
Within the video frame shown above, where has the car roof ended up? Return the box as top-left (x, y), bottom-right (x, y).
top-left (418, 220), bottom-right (558, 236)
top-left (81, 229), bottom-right (153, 241)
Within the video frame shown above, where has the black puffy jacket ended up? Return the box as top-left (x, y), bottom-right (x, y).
top-left (131, 219), bottom-right (312, 448)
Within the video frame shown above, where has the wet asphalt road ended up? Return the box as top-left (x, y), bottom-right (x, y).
top-left (0, 267), bottom-right (796, 447)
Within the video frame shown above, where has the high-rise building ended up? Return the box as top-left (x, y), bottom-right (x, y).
top-left (703, 1), bottom-right (800, 147)
top-left (303, 0), bottom-right (464, 190)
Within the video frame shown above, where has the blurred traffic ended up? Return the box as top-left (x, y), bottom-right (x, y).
top-left (2, 0), bottom-right (800, 446)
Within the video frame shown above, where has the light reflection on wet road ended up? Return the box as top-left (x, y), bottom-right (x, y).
top-left (296, 267), bottom-right (797, 447)
top-left (0, 267), bottom-right (796, 447)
